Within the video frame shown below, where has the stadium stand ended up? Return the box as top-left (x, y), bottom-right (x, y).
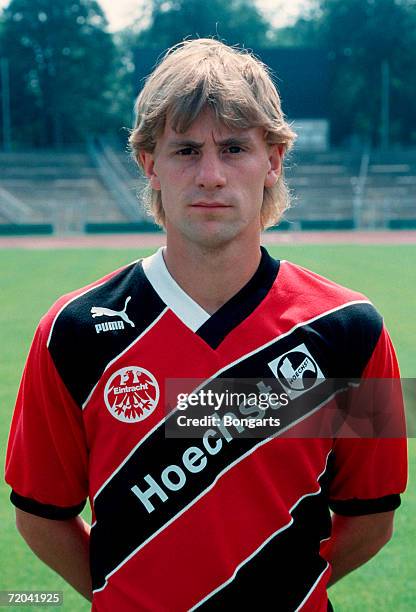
top-left (0, 148), bottom-right (146, 234)
top-left (87, 138), bottom-right (147, 224)
top-left (363, 149), bottom-right (416, 229)
top-left (0, 146), bottom-right (415, 233)
top-left (284, 149), bottom-right (361, 230)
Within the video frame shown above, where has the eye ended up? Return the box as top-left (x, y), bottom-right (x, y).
top-left (225, 145), bottom-right (244, 154)
top-left (176, 147), bottom-right (198, 156)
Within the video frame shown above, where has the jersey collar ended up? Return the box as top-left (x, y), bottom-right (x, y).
top-left (142, 247), bottom-right (211, 332)
top-left (141, 246), bottom-right (280, 348)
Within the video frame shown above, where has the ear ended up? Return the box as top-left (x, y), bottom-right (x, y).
top-left (138, 150), bottom-right (161, 191)
top-left (264, 144), bottom-right (284, 188)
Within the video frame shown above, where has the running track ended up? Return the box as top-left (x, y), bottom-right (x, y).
top-left (0, 231), bottom-right (415, 249)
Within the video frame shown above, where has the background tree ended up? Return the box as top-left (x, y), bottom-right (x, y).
top-left (135, 0), bottom-right (270, 49)
top-left (0, 0), bottom-right (116, 147)
top-left (2, 0), bottom-right (415, 149)
top-left (109, 29), bottom-right (138, 140)
top-left (277, 0), bottom-right (416, 146)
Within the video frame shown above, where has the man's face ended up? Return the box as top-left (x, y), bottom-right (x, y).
top-left (140, 109), bottom-right (282, 249)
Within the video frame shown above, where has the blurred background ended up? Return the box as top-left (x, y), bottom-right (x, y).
top-left (0, 0), bottom-right (415, 235)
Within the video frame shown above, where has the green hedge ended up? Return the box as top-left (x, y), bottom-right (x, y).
top-left (389, 219), bottom-right (416, 230)
top-left (0, 223), bottom-right (53, 235)
top-left (84, 222), bottom-right (162, 233)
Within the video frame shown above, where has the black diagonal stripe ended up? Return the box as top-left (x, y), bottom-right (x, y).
top-left (222, 301), bottom-right (382, 381)
top-left (90, 303), bottom-right (382, 591)
top-left (48, 261), bottom-right (166, 406)
top-left (196, 460), bottom-right (333, 611)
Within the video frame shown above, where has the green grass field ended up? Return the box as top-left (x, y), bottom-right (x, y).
top-left (0, 244), bottom-right (414, 611)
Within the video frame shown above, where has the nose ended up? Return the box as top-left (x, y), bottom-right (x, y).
top-left (195, 152), bottom-right (226, 190)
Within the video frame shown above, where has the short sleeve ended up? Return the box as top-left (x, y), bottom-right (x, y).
top-left (5, 321), bottom-right (89, 519)
top-left (328, 325), bottom-right (408, 516)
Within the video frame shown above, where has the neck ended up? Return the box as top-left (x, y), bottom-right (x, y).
top-left (164, 236), bottom-right (262, 315)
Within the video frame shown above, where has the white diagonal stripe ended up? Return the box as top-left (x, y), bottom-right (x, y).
top-left (294, 562), bottom-right (330, 611)
top-left (189, 450), bottom-right (332, 610)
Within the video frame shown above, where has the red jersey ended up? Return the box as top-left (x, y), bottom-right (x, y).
top-left (6, 247), bottom-right (407, 611)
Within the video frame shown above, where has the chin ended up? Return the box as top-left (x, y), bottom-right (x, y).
top-left (184, 220), bottom-right (244, 249)
top-left (190, 229), bottom-right (233, 249)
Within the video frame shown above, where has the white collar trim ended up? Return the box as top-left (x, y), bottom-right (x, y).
top-left (141, 247), bottom-right (211, 332)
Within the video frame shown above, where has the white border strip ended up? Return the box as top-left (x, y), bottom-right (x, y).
top-left (294, 562), bottom-right (330, 612)
top-left (190, 450), bottom-right (332, 611)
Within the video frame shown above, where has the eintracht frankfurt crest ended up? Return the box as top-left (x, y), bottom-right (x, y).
top-left (104, 366), bottom-right (159, 423)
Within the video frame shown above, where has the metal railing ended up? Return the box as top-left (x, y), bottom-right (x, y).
top-left (87, 137), bottom-right (146, 222)
top-left (352, 146), bottom-right (370, 229)
top-left (0, 185), bottom-right (32, 222)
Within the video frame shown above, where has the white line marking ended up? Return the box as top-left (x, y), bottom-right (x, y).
top-left (294, 562), bottom-right (330, 612)
top-left (207, 300), bottom-right (371, 379)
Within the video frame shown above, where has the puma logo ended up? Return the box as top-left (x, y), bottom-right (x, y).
top-left (91, 296), bottom-right (135, 328)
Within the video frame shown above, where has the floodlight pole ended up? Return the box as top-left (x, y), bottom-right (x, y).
top-left (1, 57), bottom-right (12, 151)
top-left (380, 60), bottom-right (390, 149)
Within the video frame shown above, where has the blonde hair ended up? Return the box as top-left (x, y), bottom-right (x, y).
top-left (129, 38), bottom-right (296, 229)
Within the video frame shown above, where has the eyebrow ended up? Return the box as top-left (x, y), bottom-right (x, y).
top-left (167, 136), bottom-right (253, 149)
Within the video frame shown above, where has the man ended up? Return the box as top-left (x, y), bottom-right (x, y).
top-left (6, 39), bottom-right (407, 611)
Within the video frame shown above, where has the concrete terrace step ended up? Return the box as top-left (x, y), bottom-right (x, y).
top-left (288, 176), bottom-right (355, 186)
top-left (0, 151), bottom-right (90, 165)
top-left (1, 167), bottom-right (97, 178)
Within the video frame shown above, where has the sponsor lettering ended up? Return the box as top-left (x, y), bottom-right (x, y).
top-left (131, 382), bottom-right (285, 513)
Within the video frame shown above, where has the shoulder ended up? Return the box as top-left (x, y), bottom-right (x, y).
top-left (277, 259), bottom-right (381, 325)
top-left (274, 260), bottom-right (385, 375)
top-left (36, 257), bottom-right (166, 407)
top-left (278, 260), bottom-right (367, 304)
top-left (39, 259), bottom-right (142, 341)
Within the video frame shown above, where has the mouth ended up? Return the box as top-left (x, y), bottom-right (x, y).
top-left (190, 202), bottom-right (231, 209)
